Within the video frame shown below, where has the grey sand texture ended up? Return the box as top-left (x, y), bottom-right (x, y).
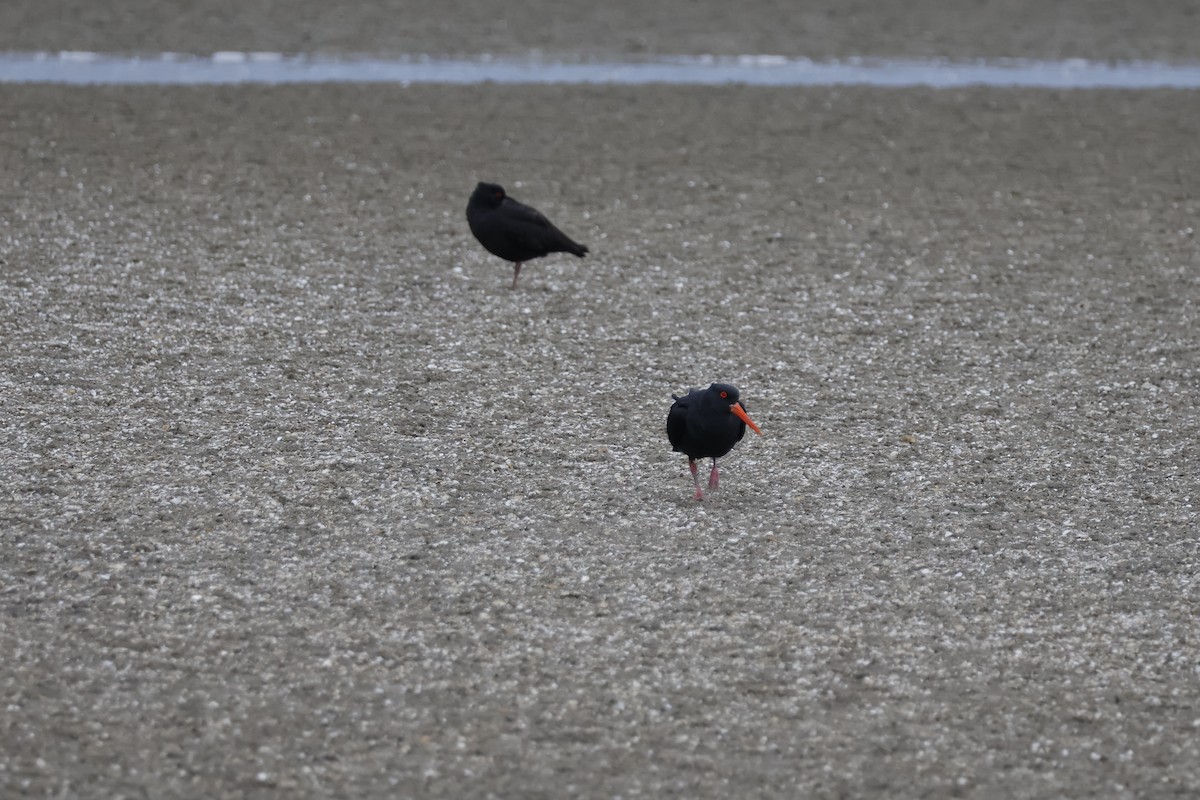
top-left (2, 2), bottom-right (1200, 796)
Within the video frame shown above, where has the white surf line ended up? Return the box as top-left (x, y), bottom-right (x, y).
top-left (3, 51), bottom-right (1200, 89)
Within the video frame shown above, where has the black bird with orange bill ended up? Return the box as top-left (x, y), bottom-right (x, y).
top-left (667, 383), bottom-right (762, 500)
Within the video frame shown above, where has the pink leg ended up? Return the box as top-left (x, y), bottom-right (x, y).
top-left (511, 262), bottom-right (523, 290)
top-left (708, 460), bottom-right (720, 492)
top-left (689, 460), bottom-right (704, 500)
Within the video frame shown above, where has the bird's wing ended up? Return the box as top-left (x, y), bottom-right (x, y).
top-left (666, 395), bottom-right (691, 452)
top-left (501, 199), bottom-right (580, 252)
top-left (503, 198), bottom-right (556, 229)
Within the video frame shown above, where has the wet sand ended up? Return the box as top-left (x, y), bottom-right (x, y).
top-left (4, 0), bottom-right (1200, 62)
top-left (2, 26), bottom-right (1200, 800)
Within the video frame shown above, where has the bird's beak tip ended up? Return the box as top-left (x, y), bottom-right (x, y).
top-left (731, 402), bottom-right (762, 435)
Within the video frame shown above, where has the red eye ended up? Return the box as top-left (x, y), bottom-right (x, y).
top-left (494, 191), bottom-right (503, 198)
top-left (719, 391), bottom-right (728, 398)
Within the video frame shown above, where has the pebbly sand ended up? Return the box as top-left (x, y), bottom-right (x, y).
top-left (2, 5), bottom-right (1199, 799)
top-left (4, 0), bottom-right (1200, 62)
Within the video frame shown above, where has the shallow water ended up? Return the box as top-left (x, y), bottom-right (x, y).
top-left (4, 51), bottom-right (1200, 88)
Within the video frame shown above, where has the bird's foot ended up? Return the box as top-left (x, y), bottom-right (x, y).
top-left (693, 487), bottom-right (705, 501)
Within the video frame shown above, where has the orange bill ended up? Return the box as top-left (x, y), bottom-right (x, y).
top-left (730, 402), bottom-right (762, 435)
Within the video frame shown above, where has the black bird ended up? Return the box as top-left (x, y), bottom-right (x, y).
top-left (466, 182), bottom-right (589, 289)
top-left (667, 383), bottom-right (762, 500)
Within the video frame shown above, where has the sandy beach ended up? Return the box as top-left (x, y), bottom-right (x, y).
top-left (4, 0), bottom-right (1200, 61)
top-left (2, 5), bottom-right (1199, 798)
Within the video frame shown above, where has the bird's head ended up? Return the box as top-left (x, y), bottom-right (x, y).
top-left (708, 383), bottom-right (762, 434)
top-left (470, 182), bottom-right (507, 209)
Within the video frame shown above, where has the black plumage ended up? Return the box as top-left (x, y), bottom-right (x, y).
top-left (466, 182), bottom-right (588, 289)
top-left (667, 383), bottom-right (761, 500)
